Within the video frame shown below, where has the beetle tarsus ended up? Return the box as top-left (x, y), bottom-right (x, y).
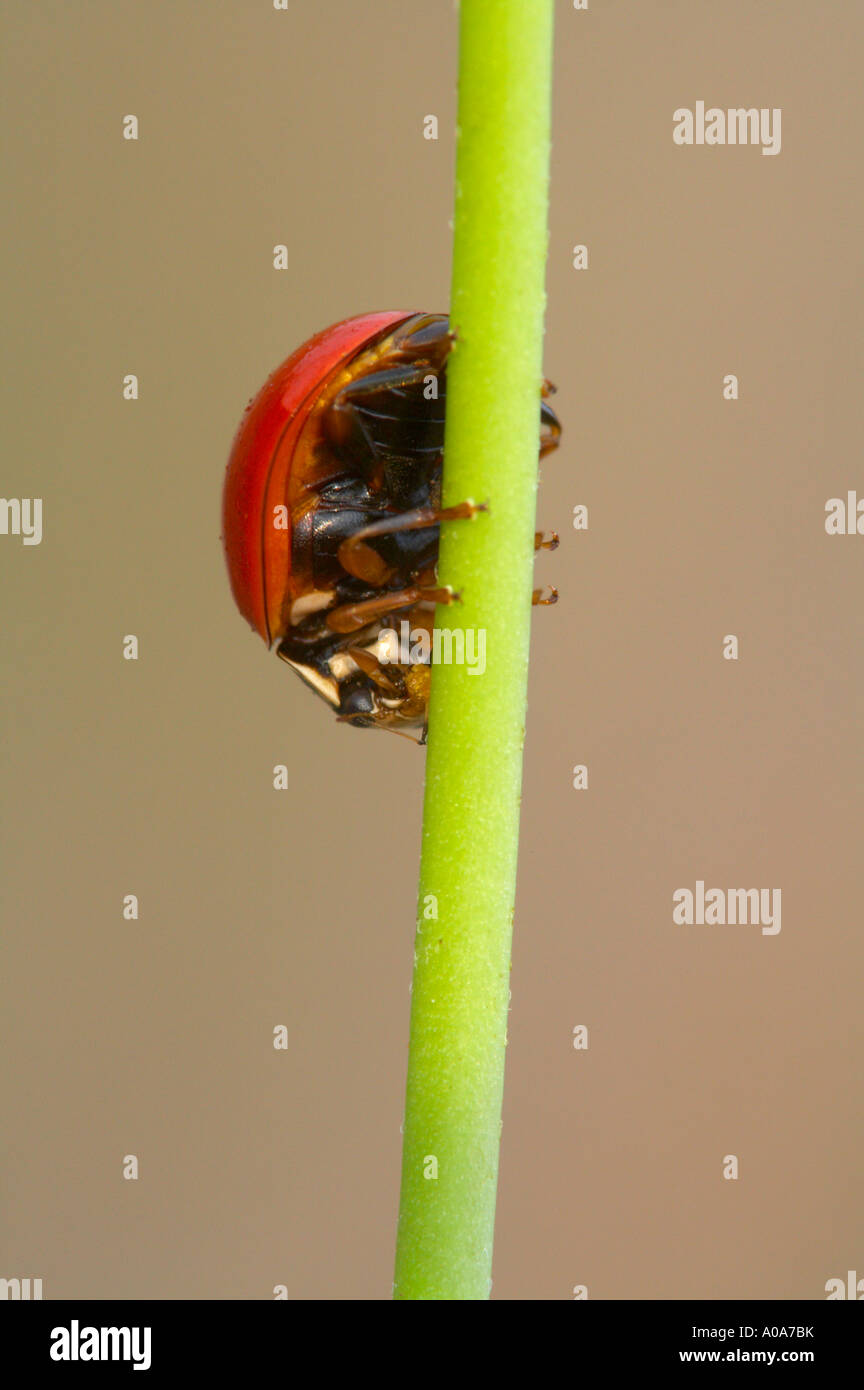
top-left (540, 399), bottom-right (562, 458)
top-left (532, 585), bottom-right (559, 606)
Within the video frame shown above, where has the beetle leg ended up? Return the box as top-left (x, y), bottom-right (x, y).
top-left (540, 398), bottom-right (562, 457)
top-left (541, 377), bottom-right (557, 397)
top-left (326, 585), bottom-right (458, 635)
top-left (535, 529), bottom-right (560, 551)
top-left (532, 586), bottom-right (559, 606)
top-left (389, 312), bottom-right (457, 364)
top-left (337, 501), bottom-right (486, 584)
top-left (345, 644), bottom-right (407, 696)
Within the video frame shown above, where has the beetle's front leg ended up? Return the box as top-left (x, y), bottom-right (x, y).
top-left (325, 584), bottom-right (459, 635)
top-left (345, 643), bottom-right (407, 697)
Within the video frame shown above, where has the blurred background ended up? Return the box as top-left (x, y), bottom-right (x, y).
top-left (1, 0), bottom-right (861, 1299)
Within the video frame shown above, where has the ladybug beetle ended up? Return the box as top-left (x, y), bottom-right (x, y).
top-left (222, 311), bottom-right (561, 740)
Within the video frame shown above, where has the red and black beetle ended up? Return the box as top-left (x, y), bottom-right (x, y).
top-left (222, 312), bottom-right (560, 739)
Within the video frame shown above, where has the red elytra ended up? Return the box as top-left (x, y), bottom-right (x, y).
top-left (222, 310), bottom-right (416, 646)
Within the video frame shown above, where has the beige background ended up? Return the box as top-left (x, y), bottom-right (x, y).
top-left (2, 0), bottom-right (861, 1300)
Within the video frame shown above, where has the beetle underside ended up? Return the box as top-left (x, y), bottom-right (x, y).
top-left (273, 313), bottom-right (561, 739)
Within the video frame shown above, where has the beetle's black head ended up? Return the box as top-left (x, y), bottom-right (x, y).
top-left (337, 676), bottom-right (376, 729)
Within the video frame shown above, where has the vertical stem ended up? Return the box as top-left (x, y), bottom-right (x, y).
top-left (394, 0), bottom-right (555, 1300)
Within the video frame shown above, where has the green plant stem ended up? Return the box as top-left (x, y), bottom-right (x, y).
top-left (393, 0), bottom-right (555, 1301)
